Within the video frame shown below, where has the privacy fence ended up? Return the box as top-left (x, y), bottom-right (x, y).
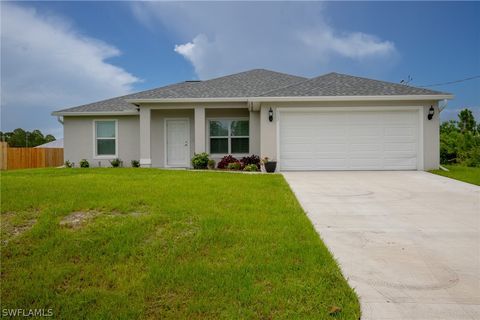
top-left (0, 142), bottom-right (64, 170)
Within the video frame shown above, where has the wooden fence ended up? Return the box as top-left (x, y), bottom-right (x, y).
top-left (0, 142), bottom-right (64, 170)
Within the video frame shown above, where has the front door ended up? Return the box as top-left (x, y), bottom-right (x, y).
top-left (166, 119), bottom-right (190, 167)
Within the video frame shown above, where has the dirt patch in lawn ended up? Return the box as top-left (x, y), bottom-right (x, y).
top-left (60, 210), bottom-right (148, 229)
top-left (1, 212), bottom-right (37, 245)
top-left (59, 211), bottom-right (97, 229)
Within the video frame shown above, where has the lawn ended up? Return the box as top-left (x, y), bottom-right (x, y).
top-left (430, 165), bottom-right (480, 186)
top-left (1, 168), bottom-right (359, 319)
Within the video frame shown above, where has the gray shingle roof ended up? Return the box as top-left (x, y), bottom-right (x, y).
top-left (262, 72), bottom-right (448, 97)
top-left (54, 69), bottom-right (306, 113)
top-left (54, 69), bottom-right (450, 114)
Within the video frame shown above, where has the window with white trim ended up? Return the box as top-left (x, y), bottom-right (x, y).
top-left (95, 120), bottom-right (117, 156)
top-left (209, 119), bottom-right (249, 154)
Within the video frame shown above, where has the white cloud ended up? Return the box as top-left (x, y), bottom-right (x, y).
top-left (1, 3), bottom-right (139, 135)
top-left (300, 29), bottom-right (395, 60)
top-left (131, 2), bottom-right (397, 79)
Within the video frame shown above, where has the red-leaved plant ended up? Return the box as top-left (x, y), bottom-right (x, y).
top-left (217, 155), bottom-right (239, 169)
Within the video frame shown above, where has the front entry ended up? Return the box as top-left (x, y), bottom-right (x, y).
top-left (165, 119), bottom-right (190, 167)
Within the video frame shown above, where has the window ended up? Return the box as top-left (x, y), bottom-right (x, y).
top-left (95, 120), bottom-right (117, 157)
top-left (209, 119), bottom-right (249, 154)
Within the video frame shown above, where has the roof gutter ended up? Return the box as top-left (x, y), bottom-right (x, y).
top-left (51, 111), bottom-right (139, 117)
top-left (52, 94), bottom-right (454, 116)
top-left (127, 94), bottom-right (453, 104)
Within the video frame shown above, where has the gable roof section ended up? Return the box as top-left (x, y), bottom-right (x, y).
top-left (54, 69), bottom-right (307, 114)
top-left (53, 69), bottom-right (451, 115)
top-left (261, 72), bottom-right (448, 97)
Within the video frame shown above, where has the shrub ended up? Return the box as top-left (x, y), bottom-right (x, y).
top-left (243, 164), bottom-right (258, 172)
top-left (65, 160), bottom-right (73, 168)
top-left (131, 160), bottom-right (140, 168)
top-left (240, 155), bottom-right (260, 169)
top-left (110, 158), bottom-right (123, 168)
top-left (207, 159), bottom-right (216, 169)
top-left (227, 162), bottom-right (241, 170)
top-left (217, 155), bottom-right (238, 169)
top-left (191, 153), bottom-right (210, 169)
top-left (79, 159), bottom-right (89, 168)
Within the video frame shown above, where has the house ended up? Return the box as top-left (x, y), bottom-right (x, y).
top-left (34, 138), bottom-right (64, 148)
top-left (52, 69), bottom-right (452, 171)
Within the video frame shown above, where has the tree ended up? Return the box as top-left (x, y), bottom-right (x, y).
top-left (458, 109), bottom-right (476, 133)
top-left (0, 128), bottom-right (56, 147)
top-left (440, 108), bottom-right (480, 167)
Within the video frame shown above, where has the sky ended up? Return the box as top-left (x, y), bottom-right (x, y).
top-left (1, 1), bottom-right (479, 138)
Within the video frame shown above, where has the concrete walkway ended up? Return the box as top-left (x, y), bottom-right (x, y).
top-left (283, 171), bottom-right (480, 320)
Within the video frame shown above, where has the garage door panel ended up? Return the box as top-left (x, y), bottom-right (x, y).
top-left (349, 159), bottom-right (383, 169)
top-left (313, 143), bottom-right (348, 152)
top-left (384, 127), bottom-right (415, 137)
top-left (384, 143), bottom-right (416, 152)
top-left (349, 127), bottom-right (383, 137)
top-left (350, 143), bottom-right (382, 152)
top-left (279, 109), bottom-right (419, 171)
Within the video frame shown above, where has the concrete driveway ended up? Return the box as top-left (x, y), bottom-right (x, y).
top-left (283, 171), bottom-right (480, 320)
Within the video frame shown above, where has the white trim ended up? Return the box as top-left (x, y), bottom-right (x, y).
top-left (92, 119), bottom-right (118, 159)
top-left (164, 118), bottom-right (190, 168)
top-left (276, 108), bottom-right (281, 172)
top-left (253, 95), bottom-right (453, 102)
top-left (277, 106), bottom-right (423, 112)
top-left (53, 111), bottom-right (138, 116)
top-left (52, 95), bottom-right (452, 116)
top-left (276, 106), bottom-right (425, 171)
top-left (417, 107), bottom-right (424, 171)
top-left (128, 98), bottom-right (248, 104)
top-left (140, 158), bottom-right (152, 165)
top-left (206, 117), bottom-right (250, 157)
top-left (126, 94), bottom-right (452, 105)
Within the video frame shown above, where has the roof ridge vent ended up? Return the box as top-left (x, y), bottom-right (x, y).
top-left (185, 80), bottom-right (201, 83)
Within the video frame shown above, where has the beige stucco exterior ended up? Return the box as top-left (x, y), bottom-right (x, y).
top-left (63, 115), bottom-right (140, 167)
top-left (63, 99), bottom-right (440, 170)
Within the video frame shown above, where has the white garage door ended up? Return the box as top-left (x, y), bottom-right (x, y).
top-left (279, 109), bottom-right (420, 171)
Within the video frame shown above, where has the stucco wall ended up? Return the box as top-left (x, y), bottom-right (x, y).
top-left (63, 115), bottom-right (139, 167)
top-left (259, 100), bottom-right (440, 170)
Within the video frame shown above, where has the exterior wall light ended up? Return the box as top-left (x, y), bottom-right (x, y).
top-left (268, 107), bottom-right (274, 122)
top-left (427, 106), bottom-right (435, 120)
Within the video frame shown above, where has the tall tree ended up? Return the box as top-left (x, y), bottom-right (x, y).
top-left (458, 109), bottom-right (476, 133)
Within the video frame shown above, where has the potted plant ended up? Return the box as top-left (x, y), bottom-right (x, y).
top-left (262, 157), bottom-right (277, 173)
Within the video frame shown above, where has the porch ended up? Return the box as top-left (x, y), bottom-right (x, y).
top-left (138, 104), bottom-right (261, 168)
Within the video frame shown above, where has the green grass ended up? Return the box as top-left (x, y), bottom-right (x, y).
top-left (430, 165), bottom-right (480, 186)
top-left (1, 168), bottom-right (359, 319)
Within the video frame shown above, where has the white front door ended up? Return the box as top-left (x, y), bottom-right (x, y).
top-left (166, 119), bottom-right (190, 167)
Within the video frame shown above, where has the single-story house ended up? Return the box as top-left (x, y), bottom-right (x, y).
top-left (52, 69), bottom-right (452, 171)
top-left (34, 138), bottom-right (64, 149)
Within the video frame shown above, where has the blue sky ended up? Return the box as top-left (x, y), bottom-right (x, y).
top-left (1, 1), bottom-right (479, 138)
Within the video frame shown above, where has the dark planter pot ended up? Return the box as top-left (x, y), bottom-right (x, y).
top-left (264, 161), bottom-right (277, 173)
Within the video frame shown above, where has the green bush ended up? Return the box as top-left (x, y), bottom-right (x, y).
top-left (110, 158), bottom-right (123, 168)
top-left (207, 159), bottom-right (216, 169)
top-left (79, 159), bottom-right (89, 168)
top-left (191, 153), bottom-right (209, 169)
top-left (131, 160), bottom-right (140, 167)
top-left (243, 164), bottom-right (258, 172)
top-left (64, 160), bottom-right (73, 168)
top-left (227, 162), bottom-right (241, 170)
